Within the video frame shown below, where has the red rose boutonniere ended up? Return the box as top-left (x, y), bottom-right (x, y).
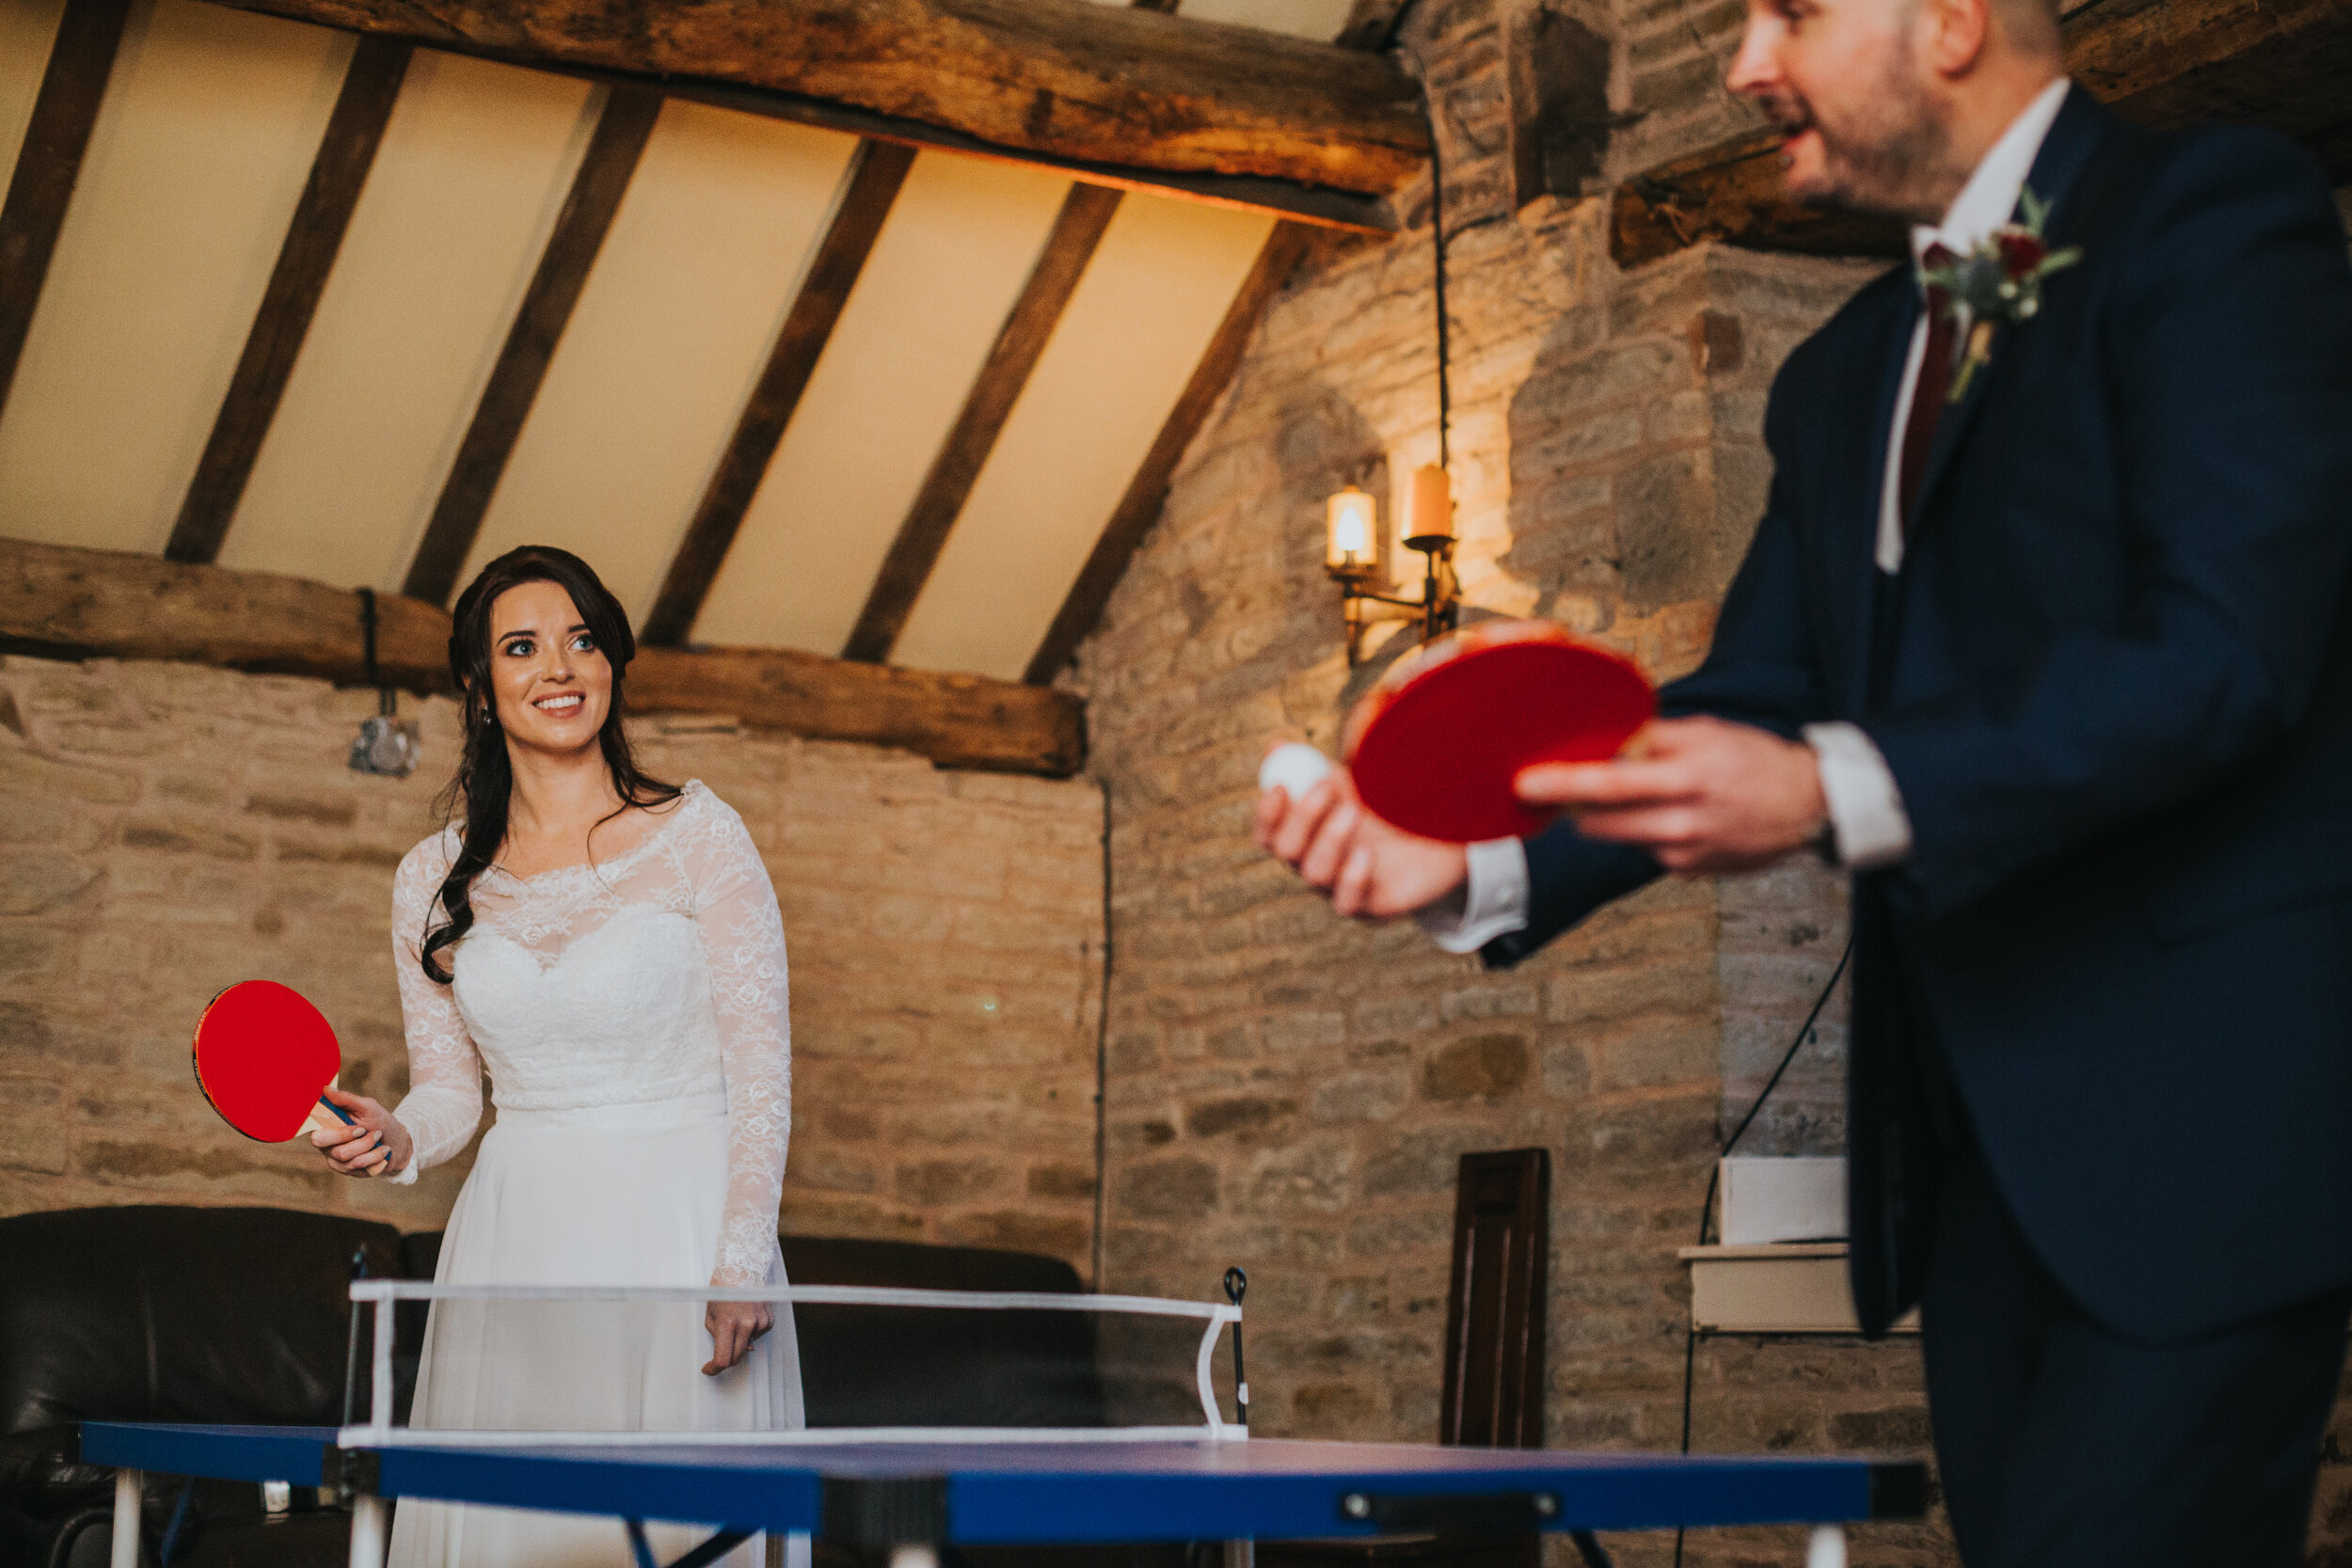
top-left (1918, 186), bottom-right (2083, 403)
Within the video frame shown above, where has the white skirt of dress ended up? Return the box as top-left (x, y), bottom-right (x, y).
top-left (388, 1092), bottom-right (805, 1568)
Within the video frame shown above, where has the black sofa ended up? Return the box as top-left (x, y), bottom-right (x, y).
top-left (0, 1206), bottom-right (1178, 1568)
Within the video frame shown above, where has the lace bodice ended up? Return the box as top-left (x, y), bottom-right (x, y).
top-left (387, 782), bottom-right (790, 1286)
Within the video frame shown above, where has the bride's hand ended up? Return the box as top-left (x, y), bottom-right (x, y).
top-left (309, 1088), bottom-right (410, 1178)
top-left (704, 1299), bottom-right (773, 1376)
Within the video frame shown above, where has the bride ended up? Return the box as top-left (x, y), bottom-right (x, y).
top-left (311, 545), bottom-right (804, 1567)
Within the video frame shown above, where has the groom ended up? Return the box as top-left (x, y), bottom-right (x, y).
top-left (1258, 0), bottom-right (2352, 1559)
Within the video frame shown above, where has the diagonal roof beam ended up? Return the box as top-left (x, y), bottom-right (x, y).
top-left (1020, 5), bottom-right (1388, 685)
top-left (166, 36), bottom-right (412, 564)
top-left (0, 0), bottom-right (133, 428)
top-left (840, 182), bottom-right (1123, 664)
top-left (1024, 221), bottom-right (1315, 686)
top-left (401, 83), bottom-right (661, 607)
top-left (185, 0), bottom-right (1426, 218)
top-left (641, 139), bottom-right (915, 647)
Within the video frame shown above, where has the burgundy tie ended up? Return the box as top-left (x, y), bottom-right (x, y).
top-left (1897, 244), bottom-right (1959, 527)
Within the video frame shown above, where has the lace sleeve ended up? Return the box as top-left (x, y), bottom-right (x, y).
top-left (385, 835), bottom-right (485, 1186)
top-left (686, 795), bottom-right (791, 1287)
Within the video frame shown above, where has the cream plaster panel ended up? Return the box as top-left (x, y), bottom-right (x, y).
top-left (0, 0), bottom-right (69, 182)
top-left (892, 193), bottom-right (1273, 680)
top-left (454, 101), bottom-right (859, 624)
top-left (0, 0), bottom-right (348, 552)
top-left (688, 150), bottom-right (1073, 654)
top-left (217, 52), bottom-right (596, 592)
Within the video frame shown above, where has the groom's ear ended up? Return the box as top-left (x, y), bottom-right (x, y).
top-left (1919, 0), bottom-right (1994, 80)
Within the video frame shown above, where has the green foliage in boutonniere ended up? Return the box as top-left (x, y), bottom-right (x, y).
top-left (1919, 186), bottom-right (2084, 402)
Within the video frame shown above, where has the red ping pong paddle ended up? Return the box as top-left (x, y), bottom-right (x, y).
top-left (193, 980), bottom-right (387, 1173)
top-left (1343, 619), bottom-right (1656, 843)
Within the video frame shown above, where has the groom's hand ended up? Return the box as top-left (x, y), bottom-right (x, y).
top-left (1255, 770), bottom-right (1469, 919)
top-left (1518, 716), bottom-right (1826, 875)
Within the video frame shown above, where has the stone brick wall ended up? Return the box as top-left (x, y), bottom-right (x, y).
top-left (0, 654), bottom-right (1104, 1271)
top-left (1610, 0), bottom-right (1761, 179)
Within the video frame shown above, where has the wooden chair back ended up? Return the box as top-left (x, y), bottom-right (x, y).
top-left (1438, 1148), bottom-right (1549, 1449)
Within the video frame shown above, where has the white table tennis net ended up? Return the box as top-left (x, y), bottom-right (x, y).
top-left (342, 1280), bottom-right (1245, 1449)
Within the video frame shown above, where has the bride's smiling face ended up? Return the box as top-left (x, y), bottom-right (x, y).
top-left (485, 579), bottom-right (612, 754)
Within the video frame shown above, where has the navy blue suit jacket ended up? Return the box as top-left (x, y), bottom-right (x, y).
top-left (1486, 88), bottom-right (2352, 1340)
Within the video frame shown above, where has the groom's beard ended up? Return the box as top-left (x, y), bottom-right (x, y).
top-left (1757, 55), bottom-right (1971, 223)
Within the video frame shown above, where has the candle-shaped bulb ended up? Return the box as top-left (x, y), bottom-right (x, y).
top-left (1326, 485), bottom-right (1376, 570)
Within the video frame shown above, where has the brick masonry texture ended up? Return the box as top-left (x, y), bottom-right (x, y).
top-left (0, 657), bottom-right (1104, 1273)
top-left (1070, 4), bottom-right (2352, 1565)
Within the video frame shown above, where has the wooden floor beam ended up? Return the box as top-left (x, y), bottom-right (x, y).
top-left (0, 0), bottom-right (134, 426)
top-left (166, 37), bottom-right (412, 564)
top-left (1, 537), bottom-right (1084, 774)
top-left (400, 84), bottom-right (661, 607)
top-left (641, 139), bottom-right (915, 647)
top-left (841, 182), bottom-right (1123, 664)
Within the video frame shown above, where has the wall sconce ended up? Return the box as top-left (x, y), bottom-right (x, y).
top-left (1325, 466), bottom-right (1459, 665)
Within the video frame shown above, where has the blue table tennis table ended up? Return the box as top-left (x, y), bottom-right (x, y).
top-left (81, 1423), bottom-right (1925, 1568)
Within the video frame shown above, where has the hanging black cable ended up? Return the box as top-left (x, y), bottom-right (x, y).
top-left (1393, 40), bottom-right (1452, 470)
top-left (1670, 933), bottom-right (1853, 1567)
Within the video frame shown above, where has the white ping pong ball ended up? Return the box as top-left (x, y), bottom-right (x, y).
top-left (1258, 742), bottom-right (1335, 799)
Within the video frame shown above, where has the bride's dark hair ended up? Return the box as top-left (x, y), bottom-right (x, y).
top-left (419, 546), bottom-right (680, 984)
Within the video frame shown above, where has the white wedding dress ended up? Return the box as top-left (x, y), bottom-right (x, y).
top-left (381, 781), bottom-right (805, 1568)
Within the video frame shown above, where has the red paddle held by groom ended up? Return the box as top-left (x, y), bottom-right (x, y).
top-left (1256, 621), bottom-right (1661, 913)
top-left (1258, 619), bottom-right (1833, 906)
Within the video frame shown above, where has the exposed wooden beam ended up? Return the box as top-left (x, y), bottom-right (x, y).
top-left (841, 182), bottom-right (1123, 664)
top-left (2067, 0), bottom-right (2352, 177)
top-left (653, 75), bottom-right (1396, 235)
top-left (628, 645), bottom-right (1084, 775)
top-left (2, 536), bottom-right (452, 689)
top-left (1611, 0), bottom-right (2352, 268)
top-left (1015, 4), bottom-right (1384, 683)
top-left (1336, 0), bottom-right (1413, 50)
top-left (165, 38), bottom-right (412, 564)
top-left (1610, 130), bottom-right (1903, 271)
top-left (641, 139), bottom-right (914, 647)
top-left (1023, 221), bottom-right (1315, 686)
top-left (190, 0), bottom-right (1426, 201)
top-left (0, 536), bottom-right (1085, 774)
top-left (401, 84), bottom-right (661, 607)
top-left (0, 0), bottom-right (133, 426)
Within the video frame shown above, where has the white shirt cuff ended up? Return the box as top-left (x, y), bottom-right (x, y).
top-left (1803, 721), bottom-right (1913, 870)
top-left (1415, 837), bottom-right (1533, 954)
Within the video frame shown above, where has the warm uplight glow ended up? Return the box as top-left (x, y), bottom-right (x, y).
top-left (1402, 464), bottom-right (1454, 549)
top-left (1327, 484), bottom-right (1376, 572)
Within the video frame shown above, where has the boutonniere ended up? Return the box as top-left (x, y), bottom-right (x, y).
top-left (1918, 186), bottom-right (2083, 403)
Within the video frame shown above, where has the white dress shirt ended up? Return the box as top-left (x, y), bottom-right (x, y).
top-left (1420, 78), bottom-right (2073, 955)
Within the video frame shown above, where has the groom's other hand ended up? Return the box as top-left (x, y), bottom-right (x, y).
top-left (1521, 715), bottom-right (1827, 874)
top-left (1255, 768), bottom-right (1470, 920)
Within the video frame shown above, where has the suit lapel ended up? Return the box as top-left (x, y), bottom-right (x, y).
top-left (1831, 284), bottom-right (1921, 719)
top-left (1902, 86), bottom-right (2114, 538)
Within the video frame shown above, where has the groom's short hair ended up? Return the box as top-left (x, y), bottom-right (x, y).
top-left (1993, 0), bottom-right (2065, 58)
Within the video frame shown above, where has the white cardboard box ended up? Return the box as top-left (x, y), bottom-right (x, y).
top-left (1719, 1155), bottom-right (1847, 1245)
